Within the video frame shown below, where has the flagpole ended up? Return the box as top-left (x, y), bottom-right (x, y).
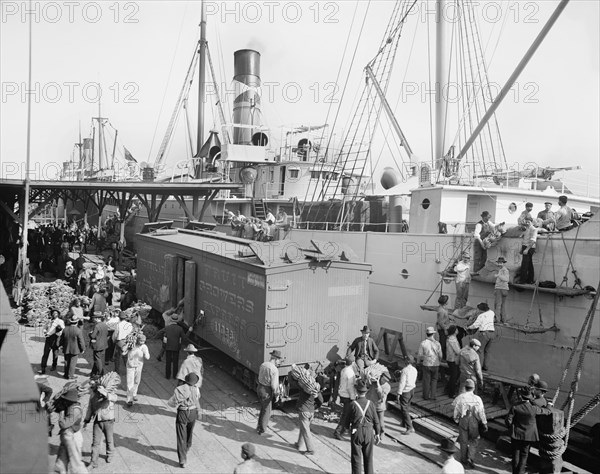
top-left (19, 0), bottom-right (34, 304)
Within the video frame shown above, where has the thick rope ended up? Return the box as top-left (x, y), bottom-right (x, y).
top-left (570, 393), bottom-right (600, 428)
top-left (551, 283), bottom-right (599, 405)
top-left (560, 283), bottom-right (599, 448)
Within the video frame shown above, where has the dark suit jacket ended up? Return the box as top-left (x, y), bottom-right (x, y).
top-left (345, 396), bottom-right (381, 439)
top-left (90, 321), bottom-right (109, 351)
top-left (506, 400), bottom-right (544, 442)
top-left (165, 324), bottom-right (185, 351)
top-left (347, 336), bottom-right (379, 361)
top-left (60, 325), bottom-right (86, 355)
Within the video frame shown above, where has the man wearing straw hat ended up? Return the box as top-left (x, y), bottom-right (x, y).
top-left (177, 343), bottom-right (204, 388)
top-left (168, 372), bottom-right (202, 468)
top-left (256, 350), bottom-right (283, 435)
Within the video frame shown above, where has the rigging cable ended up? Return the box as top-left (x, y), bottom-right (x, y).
top-left (302, 0), bottom-right (368, 215)
top-left (147, 3), bottom-right (190, 163)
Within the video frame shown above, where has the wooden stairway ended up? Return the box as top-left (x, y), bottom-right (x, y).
top-left (252, 199), bottom-right (267, 220)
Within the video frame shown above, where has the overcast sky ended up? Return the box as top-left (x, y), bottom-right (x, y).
top-left (1, 0), bottom-right (598, 196)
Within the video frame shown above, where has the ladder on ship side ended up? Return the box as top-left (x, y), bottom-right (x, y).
top-left (252, 199), bottom-right (267, 220)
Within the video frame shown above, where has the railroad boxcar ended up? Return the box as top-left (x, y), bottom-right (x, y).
top-left (136, 229), bottom-right (372, 393)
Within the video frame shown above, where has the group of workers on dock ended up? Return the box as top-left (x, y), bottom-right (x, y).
top-left (225, 207), bottom-right (290, 241)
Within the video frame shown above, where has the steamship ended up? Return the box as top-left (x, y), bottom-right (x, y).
top-left (57, 0), bottom-right (600, 439)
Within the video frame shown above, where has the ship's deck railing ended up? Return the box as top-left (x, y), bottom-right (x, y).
top-left (296, 221), bottom-right (405, 232)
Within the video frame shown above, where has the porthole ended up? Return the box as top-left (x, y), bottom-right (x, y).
top-left (401, 269), bottom-right (409, 279)
top-left (421, 199), bottom-right (430, 210)
top-left (508, 202), bottom-right (517, 214)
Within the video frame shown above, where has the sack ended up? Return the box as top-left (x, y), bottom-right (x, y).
top-left (539, 280), bottom-right (557, 289)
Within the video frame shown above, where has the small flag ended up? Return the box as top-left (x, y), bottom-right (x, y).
top-left (124, 147), bottom-right (137, 163)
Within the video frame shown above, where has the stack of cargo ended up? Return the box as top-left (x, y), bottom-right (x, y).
top-left (290, 364), bottom-right (320, 395)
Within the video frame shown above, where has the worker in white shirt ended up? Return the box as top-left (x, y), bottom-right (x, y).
top-left (396, 355), bottom-right (418, 435)
top-left (333, 355), bottom-right (357, 440)
top-left (467, 303), bottom-right (495, 371)
top-left (112, 311), bottom-right (133, 374)
top-left (494, 257), bottom-right (510, 323)
top-left (453, 378), bottom-right (487, 469)
top-left (453, 253), bottom-right (471, 309)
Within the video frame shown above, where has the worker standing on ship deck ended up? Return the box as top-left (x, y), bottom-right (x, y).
top-left (554, 195), bottom-right (573, 231)
top-left (453, 254), bottom-right (471, 309)
top-left (256, 350), bottom-right (282, 435)
top-left (473, 212), bottom-right (495, 272)
top-left (519, 218), bottom-right (539, 284)
top-left (517, 203), bottom-right (534, 229)
top-left (347, 326), bottom-right (379, 372)
top-left (418, 327), bottom-right (443, 400)
top-left (436, 295), bottom-right (451, 360)
top-left (493, 257), bottom-right (509, 322)
top-left (458, 339), bottom-right (483, 393)
top-left (537, 202), bottom-right (555, 231)
top-left (345, 379), bottom-right (381, 474)
top-left (168, 372), bottom-right (202, 469)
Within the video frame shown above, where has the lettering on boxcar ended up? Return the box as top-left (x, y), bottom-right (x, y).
top-left (327, 285), bottom-right (364, 297)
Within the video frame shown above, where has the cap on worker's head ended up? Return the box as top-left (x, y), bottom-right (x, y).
top-left (60, 389), bottom-right (79, 403)
top-left (536, 380), bottom-right (549, 392)
top-left (241, 442), bottom-right (256, 459)
top-left (356, 379), bottom-right (369, 393)
top-left (526, 202), bottom-right (533, 208)
top-left (185, 373), bottom-right (199, 386)
top-left (477, 302), bottom-right (489, 312)
top-left (437, 295), bottom-right (449, 305)
top-left (559, 195), bottom-right (568, 204)
top-left (481, 211), bottom-right (491, 218)
top-left (464, 378), bottom-right (475, 389)
top-left (470, 339), bottom-right (481, 348)
top-left (426, 326), bottom-right (436, 335)
top-left (345, 355), bottom-right (355, 365)
top-left (360, 325), bottom-right (371, 334)
top-left (544, 201), bottom-right (552, 206)
top-left (496, 256), bottom-right (507, 264)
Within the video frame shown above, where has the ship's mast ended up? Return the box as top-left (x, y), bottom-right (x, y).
top-left (196, 0), bottom-right (207, 156)
top-left (434, 0), bottom-right (448, 168)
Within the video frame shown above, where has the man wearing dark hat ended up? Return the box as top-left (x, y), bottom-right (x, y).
top-left (40, 308), bottom-right (65, 374)
top-left (537, 202), bottom-right (555, 230)
top-left (333, 355), bottom-right (358, 440)
top-left (554, 195), bottom-right (573, 231)
top-left (167, 372), bottom-right (202, 468)
top-left (346, 326), bottom-right (380, 372)
top-left (440, 438), bottom-right (464, 474)
top-left (506, 387), bottom-right (551, 474)
top-left (345, 379), bottom-right (381, 474)
top-left (473, 211), bottom-right (495, 271)
top-left (234, 442), bottom-right (259, 474)
top-left (59, 316), bottom-right (86, 379)
top-left (531, 380), bottom-right (549, 408)
top-left (176, 344), bottom-right (204, 388)
top-left (417, 327), bottom-right (443, 400)
top-left (163, 310), bottom-right (186, 379)
top-left (396, 355), bottom-right (417, 435)
top-left (453, 378), bottom-right (487, 469)
top-left (467, 303), bottom-right (495, 371)
top-left (494, 257), bottom-right (509, 322)
top-left (89, 313), bottom-right (109, 378)
top-left (517, 203), bottom-right (534, 228)
top-left (256, 350), bottom-right (282, 435)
